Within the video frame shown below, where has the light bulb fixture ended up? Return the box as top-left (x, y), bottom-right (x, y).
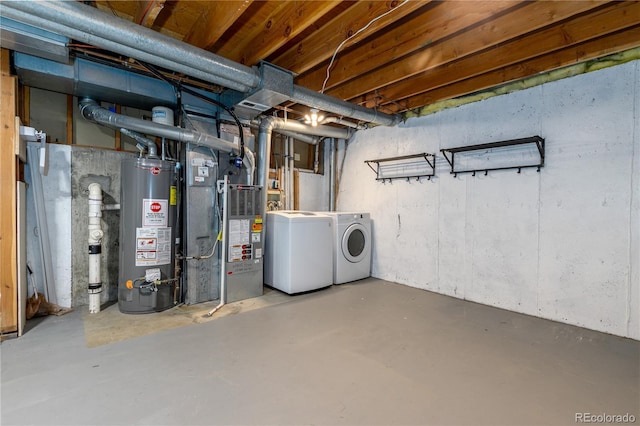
top-left (304, 108), bottom-right (325, 127)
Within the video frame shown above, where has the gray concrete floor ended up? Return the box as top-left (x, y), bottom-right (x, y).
top-left (1, 278), bottom-right (638, 426)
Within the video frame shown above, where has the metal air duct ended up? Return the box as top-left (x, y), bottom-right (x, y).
top-left (3, 0), bottom-right (399, 127)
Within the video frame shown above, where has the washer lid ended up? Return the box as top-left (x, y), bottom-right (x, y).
top-left (267, 211), bottom-right (331, 223)
top-left (341, 223), bottom-right (370, 263)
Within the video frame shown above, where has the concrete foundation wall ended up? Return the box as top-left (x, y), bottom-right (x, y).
top-left (335, 60), bottom-right (639, 339)
top-left (26, 144), bottom-right (135, 308)
top-left (70, 147), bottom-right (136, 307)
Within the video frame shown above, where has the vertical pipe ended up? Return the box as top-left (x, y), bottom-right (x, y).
top-left (208, 175), bottom-right (228, 316)
top-left (329, 138), bottom-right (336, 211)
top-left (88, 183), bottom-right (104, 313)
top-left (283, 135), bottom-right (288, 209)
top-left (288, 137), bottom-right (294, 210)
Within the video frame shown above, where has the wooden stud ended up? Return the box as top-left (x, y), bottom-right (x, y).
top-left (66, 95), bottom-right (73, 144)
top-left (115, 104), bottom-right (121, 150)
top-left (293, 169), bottom-right (300, 211)
top-left (0, 75), bottom-right (18, 334)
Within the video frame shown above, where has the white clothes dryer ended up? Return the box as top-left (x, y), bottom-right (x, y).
top-left (323, 212), bottom-right (372, 284)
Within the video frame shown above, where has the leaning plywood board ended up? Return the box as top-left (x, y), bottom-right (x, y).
top-left (17, 182), bottom-right (26, 336)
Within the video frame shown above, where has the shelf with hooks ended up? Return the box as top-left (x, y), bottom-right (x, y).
top-left (440, 136), bottom-right (545, 177)
top-left (365, 153), bottom-right (436, 183)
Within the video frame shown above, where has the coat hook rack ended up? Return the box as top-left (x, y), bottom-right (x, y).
top-left (365, 153), bottom-right (436, 183)
top-left (441, 136), bottom-right (545, 177)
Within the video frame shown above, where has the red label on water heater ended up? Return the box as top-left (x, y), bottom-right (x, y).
top-left (142, 199), bottom-right (168, 227)
top-left (151, 167), bottom-right (160, 175)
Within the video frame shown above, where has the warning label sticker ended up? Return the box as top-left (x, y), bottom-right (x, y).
top-left (135, 227), bottom-right (171, 266)
top-left (142, 199), bottom-right (168, 227)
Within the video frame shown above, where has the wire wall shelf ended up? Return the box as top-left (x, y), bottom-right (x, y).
top-left (365, 153), bottom-right (436, 183)
top-left (440, 136), bottom-right (545, 177)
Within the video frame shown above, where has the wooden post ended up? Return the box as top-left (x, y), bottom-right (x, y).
top-left (1, 49), bottom-right (19, 334)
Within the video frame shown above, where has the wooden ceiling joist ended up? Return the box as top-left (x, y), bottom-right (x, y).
top-left (359, 1), bottom-right (640, 110)
top-left (295, 0), bottom-right (525, 93)
top-left (397, 26), bottom-right (640, 115)
top-left (135, 0), bottom-right (166, 28)
top-left (270, 0), bottom-right (428, 76)
top-left (183, 1), bottom-right (254, 50)
top-left (323, 0), bottom-right (609, 102)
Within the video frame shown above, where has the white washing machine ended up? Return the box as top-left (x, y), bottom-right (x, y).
top-left (264, 211), bottom-right (333, 294)
top-left (323, 212), bottom-right (372, 284)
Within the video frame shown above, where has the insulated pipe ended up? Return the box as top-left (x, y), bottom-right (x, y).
top-left (4, 1), bottom-right (398, 126)
top-left (249, 121), bottom-right (318, 145)
top-left (292, 86), bottom-right (398, 127)
top-left (277, 130), bottom-right (317, 145)
top-left (288, 137), bottom-right (294, 210)
top-left (2, 2), bottom-right (259, 92)
top-left (329, 138), bottom-right (337, 211)
top-left (88, 183), bottom-right (104, 314)
top-left (257, 116), bottom-right (351, 215)
top-left (119, 128), bottom-right (158, 158)
top-left (79, 98), bottom-right (255, 183)
top-left (1, 9), bottom-right (251, 92)
top-left (322, 117), bottom-right (367, 130)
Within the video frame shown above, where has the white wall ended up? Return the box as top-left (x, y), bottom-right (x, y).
top-left (335, 61), bottom-right (639, 339)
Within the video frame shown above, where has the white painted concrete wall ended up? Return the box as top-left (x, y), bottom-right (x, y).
top-left (334, 61), bottom-right (639, 339)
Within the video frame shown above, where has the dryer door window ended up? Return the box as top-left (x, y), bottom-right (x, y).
top-left (342, 223), bottom-right (369, 263)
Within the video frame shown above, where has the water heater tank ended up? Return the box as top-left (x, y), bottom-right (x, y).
top-left (119, 157), bottom-right (177, 313)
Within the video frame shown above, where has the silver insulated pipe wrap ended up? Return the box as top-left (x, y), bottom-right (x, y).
top-left (2, 1), bottom-right (259, 93)
top-left (79, 98), bottom-right (255, 184)
top-left (3, 1), bottom-right (399, 127)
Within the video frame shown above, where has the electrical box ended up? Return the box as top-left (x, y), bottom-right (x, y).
top-left (224, 184), bottom-right (264, 302)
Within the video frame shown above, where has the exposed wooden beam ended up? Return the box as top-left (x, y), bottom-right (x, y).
top-left (325, 0), bottom-right (608, 102)
top-left (135, 0), bottom-right (166, 28)
top-left (294, 0), bottom-right (526, 93)
top-left (183, 1), bottom-right (254, 50)
top-left (214, 1), bottom-right (339, 66)
top-left (392, 27), bottom-right (640, 114)
top-left (359, 1), bottom-right (640, 110)
top-left (271, 0), bottom-right (427, 76)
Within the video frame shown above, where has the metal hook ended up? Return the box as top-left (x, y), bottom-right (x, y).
top-left (484, 170), bottom-right (488, 176)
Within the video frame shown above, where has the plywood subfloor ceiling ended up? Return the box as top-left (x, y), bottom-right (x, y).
top-left (90, 1), bottom-right (640, 119)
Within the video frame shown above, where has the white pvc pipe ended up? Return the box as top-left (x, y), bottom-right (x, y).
top-left (208, 175), bottom-right (228, 317)
top-left (88, 183), bottom-right (104, 313)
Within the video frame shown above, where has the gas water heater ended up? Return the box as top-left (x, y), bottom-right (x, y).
top-left (119, 157), bottom-right (177, 313)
